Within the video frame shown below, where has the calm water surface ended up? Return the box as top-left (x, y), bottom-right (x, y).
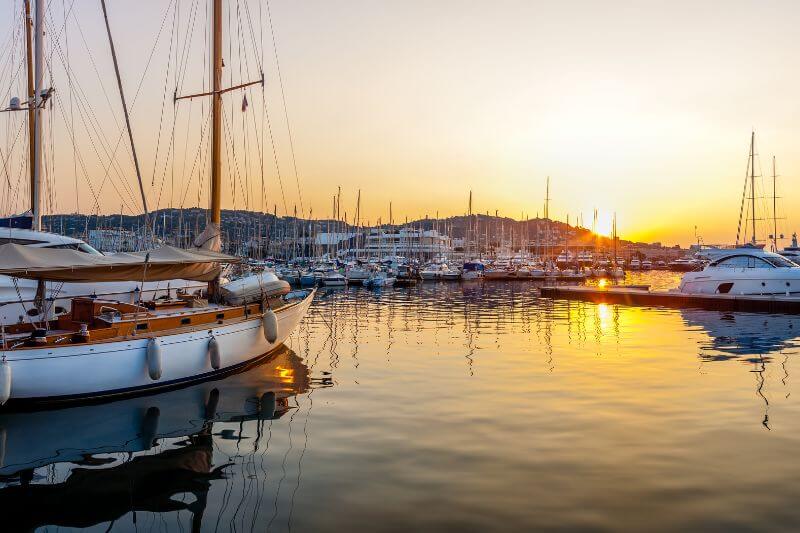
top-left (4, 273), bottom-right (800, 532)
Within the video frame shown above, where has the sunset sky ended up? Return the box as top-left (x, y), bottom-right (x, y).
top-left (1, 0), bottom-right (799, 246)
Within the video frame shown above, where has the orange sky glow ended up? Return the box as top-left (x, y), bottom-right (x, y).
top-left (1, 0), bottom-right (799, 247)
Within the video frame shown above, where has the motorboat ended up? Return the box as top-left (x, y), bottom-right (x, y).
top-left (299, 271), bottom-right (317, 286)
top-left (322, 271), bottom-right (346, 287)
top-left (668, 257), bottom-right (704, 271)
top-left (677, 245), bottom-right (800, 295)
top-left (641, 259), bottom-right (653, 270)
top-left (420, 263), bottom-right (447, 280)
top-left (365, 270), bottom-right (396, 288)
top-left (442, 267), bottom-right (462, 281)
top-left (345, 264), bottom-right (371, 285)
top-left (629, 258), bottom-right (641, 270)
top-left (0, 227), bottom-right (207, 325)
top-left (461, 261), bottom-right (484, 280)
top-left (609, 265), bottom-right (625, 278)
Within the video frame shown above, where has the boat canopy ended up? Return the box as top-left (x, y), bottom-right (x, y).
top-left (0, 244), bottom-right (239, 282)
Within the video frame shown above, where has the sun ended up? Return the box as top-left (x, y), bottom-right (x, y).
top-left (594, 212), bottom-right (614, 237)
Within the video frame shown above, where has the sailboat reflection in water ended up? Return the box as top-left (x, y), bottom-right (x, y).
top-left (0, 346), bottom-right (309, 531)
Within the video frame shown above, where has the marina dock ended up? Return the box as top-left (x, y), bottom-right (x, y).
top-left (539, 285), bottom-right (800, 314)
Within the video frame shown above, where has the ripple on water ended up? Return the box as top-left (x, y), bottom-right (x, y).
top-left (3, 275), bottom-right (800, 531)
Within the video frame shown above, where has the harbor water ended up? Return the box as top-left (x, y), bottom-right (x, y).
top-left (4, 272), bottom-right (800, 531)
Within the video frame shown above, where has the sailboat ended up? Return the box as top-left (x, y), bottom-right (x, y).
top-left (0, 0), bottom-right (314, 406)
top-left (0, 0), bottom-right (207, 325)
top-left (677, 132), bottom-right (800, 295)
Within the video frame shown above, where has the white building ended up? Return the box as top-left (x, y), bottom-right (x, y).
top-left (88, 229), bottom-right (146, 253)
top-left (362, 228), bottom-right (452, 257)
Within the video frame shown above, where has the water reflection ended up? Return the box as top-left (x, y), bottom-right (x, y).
top-left (0, 347), bottom-right (310, 531)
top-left (680, 309), bottom-right (800, 362)
top-left (7, 280), bottom-right (800, 531)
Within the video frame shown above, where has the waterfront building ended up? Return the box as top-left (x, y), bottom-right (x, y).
top-left (362, 228), bottom-right (452, 258)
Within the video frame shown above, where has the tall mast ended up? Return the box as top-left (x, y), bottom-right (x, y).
top-left (749, 131), bottom-right (756, 245)
top-left (24, 1), bottom-right (35, 218)
top-left (210, 0), bottom-right (223, 226)
top-left (772, 155), bottom-right (777, 251)
top-left (544, 176), bottom-right (550, 220)
top-left (31, 0), bottom-right (45, 231)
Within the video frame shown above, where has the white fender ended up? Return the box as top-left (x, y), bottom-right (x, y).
top-left (262, 310), bottom-right (278, 343)
top-left (146, 338), bottom-right (162, 380)
top-left (208, 336), bottom-right (221, 370)
top-left (0, 361), bottom-right (11, 406)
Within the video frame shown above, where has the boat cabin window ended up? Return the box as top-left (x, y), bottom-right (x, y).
top-left (43, 242), bottom-right (103, 255)
top-left (0, 237), bottom-right (45, 245)
top-left (713, 255), bottom-right (773, 269)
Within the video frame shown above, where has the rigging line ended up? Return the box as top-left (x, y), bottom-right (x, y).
top-left (266, 0), bottom-right (305, 218)
top-left (149, 0), bottom-right (178, 188)
top-left (222, 109), bottom-right (248, 212)
top-left (50, 75), bottom-right (137, 211)
top-left (178, 105), bottom-right (212, 208)
top-left (44, 27), bottom-right (139, 205)
top-left (69, 7), bottom-right (122, 132)
top-left (0, 119), bottom-right (26, 189)
top-left (240, 0), bottom-right (263, 73)
top-left (61, 0), bottom-right (79, 214)
top-left (235, 0), bottom-right (251, 211)
top-left (51, 92), bottom-right (117, 213)
top-left (70, 0), bottom-right (174, 189)
top-left (174, 0), bottom-right (200, 94)
top-left (262, 83), bottom-right (288, 216)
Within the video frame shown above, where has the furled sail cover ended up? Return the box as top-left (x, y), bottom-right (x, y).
top-left (0, 244), bottom-right (239, 282)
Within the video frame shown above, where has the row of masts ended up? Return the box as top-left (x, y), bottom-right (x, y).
top-left (741, 131), bottom-right (785, 251)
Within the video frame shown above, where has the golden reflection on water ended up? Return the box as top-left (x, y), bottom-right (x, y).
top-left (5, 275), bottom-right (800, 531)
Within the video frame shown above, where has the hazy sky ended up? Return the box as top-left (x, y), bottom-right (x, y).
top-left (1, 0), bottom-right (799, 246)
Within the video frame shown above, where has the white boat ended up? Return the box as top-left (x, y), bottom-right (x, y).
top-left (442, 267), bottom-right (462, 281)
top-left (461, 261), bottom-right (484, 280)
top-left (629, 258), bottom-right (641, 270)
top-left (0, 0), bottom-right (314, 406)
top-left (609, 266), bottom-right (625, 278)
top-left (0, 344), bottom-right (309, 478)
top-left (345, 265), bottom-right (371, 285)
top-left (0, 228), bottom-right (207, 324)
top-left (322, 272), bottom-right (346, 286)
top-left (365, 271), bottom-right (396, 287)
top-left (420, 263), bottom-right (446, 280)
top-left (677, 245), bottom-right (800, 295)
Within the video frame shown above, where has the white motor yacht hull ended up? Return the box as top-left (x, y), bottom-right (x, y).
top-left (1, 291), bottom-right (314, 403)
top-left (679, 270), bottom-right (800, 296)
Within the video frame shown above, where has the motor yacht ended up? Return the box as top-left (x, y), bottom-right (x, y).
top-left (0, 227), bottom-right (207, 325)
top-left (677, 246), bottom-right (800, 295)
top-left (322, 271), bottom-right (346, 287)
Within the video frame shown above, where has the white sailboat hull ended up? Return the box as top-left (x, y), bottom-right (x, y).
top-left (2, 291), bottom-right (313, 403)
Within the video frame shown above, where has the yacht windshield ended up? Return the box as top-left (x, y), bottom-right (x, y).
top-left (765, 255), bottom-right (798, 268)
